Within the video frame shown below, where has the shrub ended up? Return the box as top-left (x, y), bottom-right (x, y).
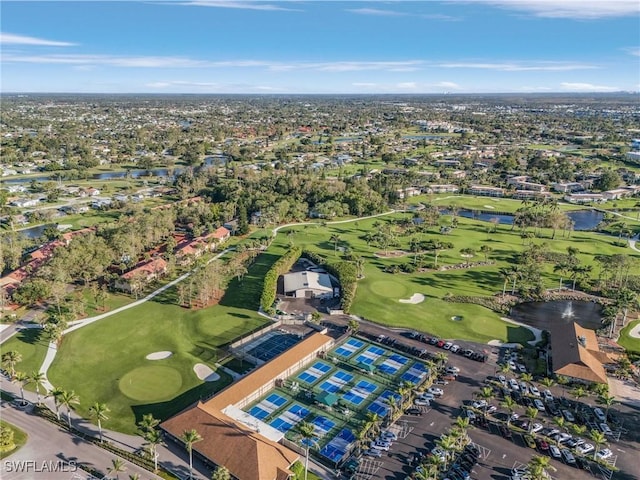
top-left (301, 251), bottom-right (358, 313)
top-left (259, 247), bottom-right (302, 311)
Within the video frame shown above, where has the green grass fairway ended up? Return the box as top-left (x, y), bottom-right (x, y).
top-left (618, 320), bottom-right (640, 353)
top-left (1, 328), bottom-right (49, 381)
top-left (119, 366), bottom-right (183, 402)
top-left (369, 279), bottom-right (409, 298)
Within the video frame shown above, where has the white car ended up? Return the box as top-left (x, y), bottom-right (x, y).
top-left (549, 445), bottom-right (562, 459)
top-left (472, 399), bottom-right (487, 409)
top-left (529, 385), bottom-right (540, 397)
top-left (446, 366), bottom-right (460, 373)
top-left (443, 342), bottom-right (453, 350)
top-left (596, 448), bottom-right (613, 460)
top-left (530, 423), bottom-right (543, 433)
top-left (381, 430), bottom-right (398, 441)
top-left (414, 398), bottom-right (430, 406)
top-left (370, 440), bottom-right (390, 451)
top-left (486, 405), bottom-right (498, 414)
top-left (427, 387), bottom-right (444, 396)
top-left (431, 447), bottom-right (447, 462)
top-left (450, 344), bottom-right (460, 353)
top-left (498, 375), bottom-right (507, 385)
top-left (533, 399), bottom-right (545, 411)
top-left (576, 443), bottom-right (594, 455)
top-left (542, 390), bottom-right (554, 402)
top-left (599, 423), bottom-right (613, 436)
top-left (363, 449), bottom-right (383, 458)
top-left (508, 379), bottom-right (520, 391)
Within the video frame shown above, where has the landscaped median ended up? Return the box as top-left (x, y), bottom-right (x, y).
top-left (0, 419), bottom-right (28, 459)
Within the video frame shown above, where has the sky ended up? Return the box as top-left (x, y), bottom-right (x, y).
top-left (1, 0), bottom-right (639, 94)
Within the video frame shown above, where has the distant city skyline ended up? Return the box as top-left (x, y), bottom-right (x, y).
top-left (1, 0), bottom-right (639, 94)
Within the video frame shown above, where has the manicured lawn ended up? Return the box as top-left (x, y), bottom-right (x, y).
top-left (618, 320), bottom-right (640, 353)
top-left (408, 193), bottom-right (584, 212)
top-left (274, 212), bottom-right (640, 344)
top-left (0, 420), bottom-right (28, 459)
top-left (1, 328), bottom-right (49, 379)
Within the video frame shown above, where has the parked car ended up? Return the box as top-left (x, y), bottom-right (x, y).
top-left (428, 387), bottom-right (444, 396)
top-left (463, 409), bottom-right (476, 421)
top-left (370, 440), bottom-right (390, 451)
top-left (523, 434), bottom-right (536, 449)
top-left (508, 379), bottom-right (520, 391)
top-left (450, 344), bottom-right (461, 353)
top-left (542, 390), bottom-right (554, 402)
top-left (437, 340), bottom-right (446, 348)
top-left (472, 400), bottom-right (487, 409)
top-left (536, 438), bottom-right (549, 451)
top-left (429, 337), bottom-right (439, 345)
top-left (499, 425), bottom-right (512, 438)
top-left (596, 448), bottom-right (613, 460)
top-left (414, 398), bottom-right (430, 406)
top-left (566, 437), bottom-right (584, 448)
top-left (486, 405), bottom-right (498, 414)
top-left (534, 399), bottom-right (546, 411)
top-left (381, 430), bottom-right (398, 441)
top-left (446, 366), bottom-right (460, 374)
top-left (405, 407), bottom-right (422, 416)
top-left (363, 449), bottom-right (383, 458)
top-left (497, 375), bottom-right (507, 385)
top-left (434, 379), bottom-right (449, 385)
top-left (593, 408), bottom-right (607, 423)
top-left (517, 364), bottom-right (527, 374)
top-left (529, 385), bottom-right (540, 397)
top-left (530, 423), bottom-right (543, 433)
top-left (443, 342), bottom-right (453, 350)
top-left (562, 410), bottom-right (575, 422)
top-left (599, 423), bottom-right (613, 436)
top-left (576, 443), bottom-right (594, 455)
top-left (552, 432), bottom-right (572, 444)
top-left (561, 448), bottom-right (576, 465)
top-left (463, 349), bottom-right (474, 357)
top-left (549, 445), bottom-right (562, 459)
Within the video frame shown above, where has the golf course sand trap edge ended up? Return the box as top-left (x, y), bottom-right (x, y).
top-left (629, 323), bottom-right (640, 339)
top-left (145, 351), bottom-right (173, 360)
top-left (483, 205), bottom-right (496, 209)
top-left (194, 363), bottom-right (221, 382)
top-left (399, 293), bottom-right (425, 304)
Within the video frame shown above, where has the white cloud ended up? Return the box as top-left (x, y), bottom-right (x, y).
top-left (624, 47), bottom-right (640, 57)
top-left (346, 8), bottom-right (406, 17)
top-left (560, 82), bottom-right (620, 92)
top-left (473, 0), bottom-right (639, 19)
top-left (433, 81), bottom-right (462, 89)
top-left (177, 1), bottom-right (299, 11)
top-left (435, 61), bottom-right (598, 71)
top-left (0, 32), bottom-right (76, 47)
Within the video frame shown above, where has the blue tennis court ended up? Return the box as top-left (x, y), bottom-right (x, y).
top-left (270, 404), bottom-right (310, 433)
top-left (319, 380), bottom-right (340, 393)
top-left (401, 362), bottom-right (429, 384)
top-left (297, 361), bottom-right (332, 384)
top-left (248, 406), bottom-right (270, 420)
top-left (319, 428), bottom-right (356, 463)
top-left (270, 418), bottom-right (294, 432)
top-left (378, 353), bottom-right (409, 375)
top-left (354, 344), bottom-right (387, 365)
top-left (312, 416), bottom-right (336, 436)
top-left (367, 345), bottom-right (385, 356)
top-left (343, 391), bottom-right (366, 405)
top-left (356, 380), bottom-right (378, 393)
top-left (319, 370), bottom-right (354, 393)
top-left (266, 393), bottom-right (287, 407)
top-left (334, 338), bottom-right (365, 357)
top-left (367, 390), bottom-right (402, 416)
top-left (245, 331), bottom-right (301, 362)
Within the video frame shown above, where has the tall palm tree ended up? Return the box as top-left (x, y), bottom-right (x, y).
top-left (589, 429), bottom-right (607, 461)
top-left (553, 416), bottom-right (566, 443)
top-left (571, 386), bottom-right (587, 411)
top-left (181, 429), bottom-right (203, 480)
top-left (1, 350), bottom-right (22, 379)
top-left (330, 234), bottom-right (341, 256)
top-left (475, 387), bottom-right (495, 418)
top-left (296, 421), bottom-right (316, 480)
top-left (525, 407), bottom-right (539, 433)
top-left (29, 371), bottom-right (46, 405)
top-left (137, 413), bottom-right (160, 435)
top-left (437, 435), bottom-right (457, 464)
top-left (107, 458), bottom-right (127, 480)
top-left (47, 387), bottom-right (65, 421)
top-left (143, 429), bottom-right (165, 472)
top-left (598, 394), bottom-right (616, 420)
top-left (501, 397), bottom-right (517, 425)
top-left (526, 455), bottom-right (555, 480)
top-left (88, 402), bottom-right (110, 443)
top-left (13, 372), bottom-right (29, 403)
top-left (434, 352), bottom-right (448, 366)
top-left (59, 390), bottom-right (80, 429)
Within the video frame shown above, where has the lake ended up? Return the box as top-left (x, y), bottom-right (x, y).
top-left (509, 300), bottom-right (603, 331)
top-left (442, 208), bottom-right (604, 231)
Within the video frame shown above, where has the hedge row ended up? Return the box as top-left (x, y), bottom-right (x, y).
top-left (260, 247), bottom-right (302, 311)
top-left (301, 251), bottom-right (358, 313)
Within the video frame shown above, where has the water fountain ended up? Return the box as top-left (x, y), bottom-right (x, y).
top-left (561, 301), bottom-right (575, 319)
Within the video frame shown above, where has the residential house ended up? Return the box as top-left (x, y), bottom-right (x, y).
top-left (564, 193), bottom-right (605, 204)
top-left (395, 187), bottom-right (422, 199)
top-left (115, 258), bottom-right (168, 293)
top-left (511, 190), bottom-right (552, 200)
top-left (427, 184), bottom-right (459, 194)
top-left (469, 185), bottom-right (505, 197)
top-left (551, 182), bottom-right (584, 193)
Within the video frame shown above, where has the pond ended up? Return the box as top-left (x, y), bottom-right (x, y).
top-left (441, 209), bottom-right (603, 231)
top-left (509, 300), bottom-right (603, 331)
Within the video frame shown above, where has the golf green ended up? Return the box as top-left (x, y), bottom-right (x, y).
top-left (368, 280), bottom-right (408, 298)
top-left (119, 366), bottom-right (183, 402)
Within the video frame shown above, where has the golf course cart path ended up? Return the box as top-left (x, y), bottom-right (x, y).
top-left (499, 316), bottom-right (543, 346)
top-left (193, 363), bottom-right (221, 382)
top-left (272, 210), bottom-right (398, 236)
top-left (629, 234), bottom-right (640, 253)
top-left (146, 351), bottom-right (173, 360)
top-left (399, 293), bottom-right (426, 304)
top-left (38, 249), bottom-right (232, 391)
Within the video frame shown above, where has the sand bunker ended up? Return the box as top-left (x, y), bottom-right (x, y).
top-left (629, 323), bottom-right (640, 339)
top-left (194, 363), bottom-right (220, 382)
top-left (483, 205), bottom-right (496, 209)
top-left (399, 293), bottom-right (425, 304)
top-left (145, 351), bottom-right (173, 360)
top-left (450, 316), bottom-right (463, 321)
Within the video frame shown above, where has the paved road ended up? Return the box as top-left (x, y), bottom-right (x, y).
top-left (0, 403), bottom-right (160, 480)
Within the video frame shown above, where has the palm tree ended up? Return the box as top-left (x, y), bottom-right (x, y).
top-left (1, 350), bottom-right (22, 379)
top-left (88, 402), bottom-right (110, 442)
top-left (539, 377), bottom-right (555, 389)
top-left (434, 352), bottom-right (448, 366)
top-left (553, 261), bottom-right (571, 290)
top-left (386, 395), bottom-right (401, 420)
top-left (553, 416), bottom-right (566, 442)
top-left (29, 371), bottom-right (46, 405)
top-left (568, 423), bottom-right (587, 437)
top-left (520, 372), bottom-right (533, 383)
top-left (143, 429), bottom-right (165, 472)
top-left (556, 375), bottom-right (569, 398)
top-left (571, 386), bottom-right (587, 410)
top-left (474, 387), bottom-right (494, 418)
top-left (128, 475), bottom-right (141, 480)
top-left (525, 407), bottom-right (539, 433)
top-left (13, 372), bottom-right (29, 403)
top-left (330, 234), bottom-right (341, 256)
top-left (137, 413), bottom-right (160, 435)
top-left (437, 434), bottom-right (458, 465)
top-left (59, 390), bottom-right (80, 429)
top-left (479, 244), bottom-right (492, 262)
top-left (47, 387), bottom-right (65, 421)
top-left (212, 466), bottom-right (231, 480)
top-left (526, 455), bottom-right (555, 480)
top-left (598, 394), bottom-right (616, 421)
top-left (107, 458), bottom-right (127, 480)
top-left (501, 397), bottom-right (517, 425)
top-left (589, 429), bottom-right (607, 461)
top-left (296, 421), bottom-right (316, 480)
top-left (499, 267), bottom-right (512, 298)
top-left (181, 429), bottom-right (203, 480)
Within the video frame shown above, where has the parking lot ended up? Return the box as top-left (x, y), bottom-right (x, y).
top-left (333, 324), bottom-right (640, 480)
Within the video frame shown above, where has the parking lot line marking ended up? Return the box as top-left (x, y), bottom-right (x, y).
top-left (616, 448), bottom-right (625, 453)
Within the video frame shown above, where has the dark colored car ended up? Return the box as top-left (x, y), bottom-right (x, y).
top-left (405, 407), bottom-right (423, 416)
top-left (499, 425), bottom-right (512, 438)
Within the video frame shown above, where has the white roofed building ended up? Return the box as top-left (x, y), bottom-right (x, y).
top-left (283, 271), bottom-right (334, 299)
